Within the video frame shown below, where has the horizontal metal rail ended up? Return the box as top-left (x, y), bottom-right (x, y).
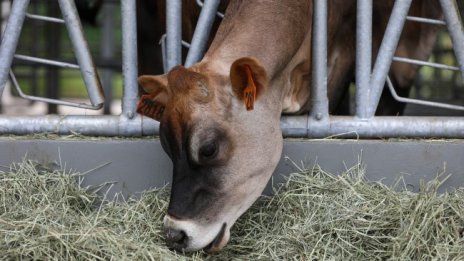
top-left (1, 114), bottom-right (464, 138)
top-left (14, 54), bottom-right (80, 69)
top-left (392, 56), bottom-right (460, 71)
top-left (281, 116), bottom-right (464, 138)
top-left (196, 0), bottom-right (224, 18)
top-left (386, 76), bottom-right (464, 111)
top-left (406, 16), bottom-right (446, 25)
top-left (9, 70), bottom-right (102, 110)
top-left (25, 13), bottom-right (65, 23)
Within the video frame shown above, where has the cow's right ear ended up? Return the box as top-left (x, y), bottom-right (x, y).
top-left (137, 75), bottom-right (168, 121)
top-left (230, 57), bottom-right (269, 111)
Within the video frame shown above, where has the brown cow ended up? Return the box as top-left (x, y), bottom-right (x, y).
top-left (137, 0), bottom-right (441, 252)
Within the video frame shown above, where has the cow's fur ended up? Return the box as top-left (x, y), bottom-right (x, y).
top-left (138, 0), bottom-right (442, 252)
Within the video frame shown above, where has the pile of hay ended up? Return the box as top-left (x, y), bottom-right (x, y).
top-left (1, 160), bottom-right (464, 260)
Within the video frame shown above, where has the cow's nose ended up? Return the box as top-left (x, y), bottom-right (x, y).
top-left (164, 227), bottom-right (188, 250)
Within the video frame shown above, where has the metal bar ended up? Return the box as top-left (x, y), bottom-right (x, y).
top-left (58, 0), bottom-right (105, 108)
top-left (1, 114), bottom-right (464, 138)
top-left (355, 0), bottom-right (373, 119)
top-left (0, 0), bottom-right (29, 97)
top-left (100, 1), bottom-right (116, 114)
top-left (393, 56), bottom-right (460, 71)
top-left (184, 0), bottom-right (220, 67)
top-left (439, 0), bottom-right (464, 77)
top-left (310, 0), bottom-right (329, 121)
top-left (0, 115), bottom-right (158, 136)
top-left (166, 0), bottom-right (182, 70)
top-left (9, 70), bottom-right (102, 110)
top-left (196, 0), bottom-right (224, 18)
top-left (14, 54), bottom-right (80, 69)
top-left (368, 0), bottom-right (413, 117)
top-left (25, 13), bottom-right (64, 23)
top-left (281, 115), bottom-right (464, 138)
top-left (386, 76), bottom-right (464, 111)
top-left (406, 16), bottom-right (446, 25)
top-left (160, 34), bottom-right (192, 73)
top-left (120, 0), bottom-right (138, 119)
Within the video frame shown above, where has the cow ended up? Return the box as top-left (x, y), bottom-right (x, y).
top-left (136, 0), bottom-right (442, 252)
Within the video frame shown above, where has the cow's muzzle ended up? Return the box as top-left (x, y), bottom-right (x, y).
top-left (163, 215), bottom-right (230, 252)
top-left (164, 227), bottom-right (188, 250)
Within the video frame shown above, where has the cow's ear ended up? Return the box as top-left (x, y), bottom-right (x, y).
top-left (230, 57), bottom-right (268, 111)
top-left (137, 75), bottom-right (168, 121)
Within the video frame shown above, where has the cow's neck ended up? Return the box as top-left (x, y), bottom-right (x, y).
top-left (200, 0), bottom-right (312, 113)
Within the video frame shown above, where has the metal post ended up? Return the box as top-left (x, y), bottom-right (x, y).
top-left (310, 0), bottom-right (329, 122)
top-left (0, 0), bottom-right (29, 98)
top-left (166, 0), bottom-right (182, 71)
top-left (355, 0), bottom-right (372, 119)
top-left (184, 0), bottom-right (220, 67)
top-left (439, 0), bottom-right (464, 77)
top-left (120, 0), bottom-right (138, 119)
top-left (58, 0), bottom-right (105, 108)
top-left (367, 0), bottom-right (412, 117)
top-left (101, 1), bottom-right (116, 114)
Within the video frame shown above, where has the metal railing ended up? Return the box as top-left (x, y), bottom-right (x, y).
top-left (0, 0), bottom-right (463, 138)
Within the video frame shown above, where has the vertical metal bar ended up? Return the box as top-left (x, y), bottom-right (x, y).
top-left (310, 0), bottom-right (329, 121)
top-left (120, 0), bottom-right (138, 119)
top-left (355, 0), bottom-right (372, 119)
top-left (367, 0), bottom-right (412, 117)
top-left (101, 1), bottom-right (116, 114)
top-left (439, 0), bottom-right (464, 77)
top-left (58, 0), bottom-right (105, 107)
top-left (0, 0), bottom-right (29, 97)
top-left (45, 1), bottom-right (61, 114)
top-left (184, 0), bottom-right (220, 67)
top-left (166, 0), bottom-right (182, 71)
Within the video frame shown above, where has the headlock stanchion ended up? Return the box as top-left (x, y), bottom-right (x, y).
top-left (0, 1), bottom-right (463, 138)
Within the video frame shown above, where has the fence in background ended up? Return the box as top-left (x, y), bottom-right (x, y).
top-left (0, 0), bottom-right (463, 138)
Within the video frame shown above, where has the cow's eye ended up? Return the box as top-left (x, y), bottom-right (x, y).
top-left (199, 142), bottom-right (217, 159)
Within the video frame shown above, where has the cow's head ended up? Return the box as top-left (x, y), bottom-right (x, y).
top-left (137, 57), bottom-right (283, 252)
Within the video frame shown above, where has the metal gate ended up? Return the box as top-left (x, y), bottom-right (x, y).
top-left (0, 0), bottom-right (463, 138)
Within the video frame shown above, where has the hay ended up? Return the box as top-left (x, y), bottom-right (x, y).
top-left (1, 161), bottom-right (464, 260)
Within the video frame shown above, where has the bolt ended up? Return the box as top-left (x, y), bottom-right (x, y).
top-left (127, 111), bottom-right (134, 119)
top-left (315, 113), bottom-right (323, 120)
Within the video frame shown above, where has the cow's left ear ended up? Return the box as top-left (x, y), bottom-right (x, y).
top-left (137, 75), bottom-right (168, 121)
top-left (230, 57), bottom-right (268, 111)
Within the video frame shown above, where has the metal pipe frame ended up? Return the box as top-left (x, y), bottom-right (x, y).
top-left (196, 0), bottom-right (224, 19)
top-left (367, 0), bottom-right (413, 117)
top-left (439, 0), bottom-right (464, 76)
top-left (0, 0), bottom-right (29, 97)
top-left (58, 0), bottom-right (105, 108)
top-left (310, 0), bottom-right (329, 121)
top-left (9, 70), bottom-right (102, 110)
top-left (392, 56), bottom-right (460, 71)
top-left (165, 0), bottom-right (182, 71)
top-left (1, 115), bottom-right (464, 138)
top-left (385, 76), bottom-right (464, 111)
top-left (0, 1), bottom-right (464, 139)
top-left (184, 0), bottom-right (220, 67)
top-left (355, 0), bottom-right (373, 119)
top-left (406, 16), bottom-right (446, 26)
top-left (14, 54), bottom-right (80, 69)
top-left (120, 0), bottom-right (138, 119)
top-left (25, 13), bottom-right (65, 24)
top-left (281, 116), bottom-right (464, 138)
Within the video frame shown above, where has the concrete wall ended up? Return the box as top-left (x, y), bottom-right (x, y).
top-left (1, 137), bottom-right (463, 198)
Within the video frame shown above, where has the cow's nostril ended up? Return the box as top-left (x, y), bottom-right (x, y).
top-left (164, 227), bottom-right (188, 249)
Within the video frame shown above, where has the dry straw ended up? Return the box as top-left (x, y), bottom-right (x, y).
top-left (1, 160), bottom-right (464, 260)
